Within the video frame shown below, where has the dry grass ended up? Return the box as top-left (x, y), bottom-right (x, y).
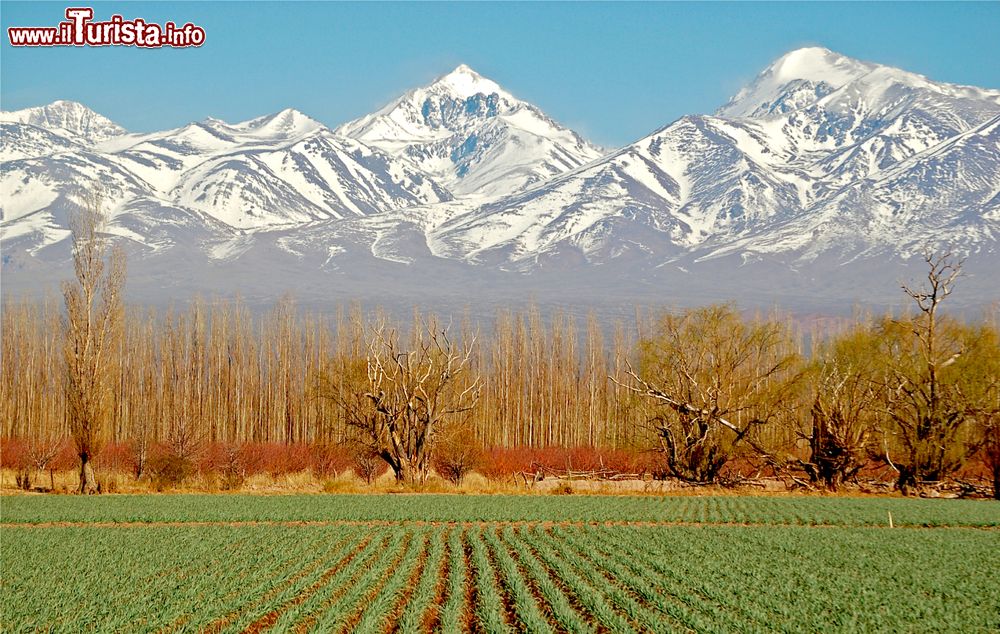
top-left (1, 467), bottom-right (923, 498)
top-left (0, 467), bottom-right (530, 496)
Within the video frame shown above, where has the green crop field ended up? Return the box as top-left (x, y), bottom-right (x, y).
top-left (4, 493), bottom-right (1000, 526)
top-left (2, 495), bottom-right (998, 632)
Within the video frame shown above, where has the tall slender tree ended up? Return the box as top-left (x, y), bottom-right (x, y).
top-left (61, 193), bottom-right (125, 493)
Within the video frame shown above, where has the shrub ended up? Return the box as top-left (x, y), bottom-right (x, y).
top-left (435, 427), bottom-right (484, 485)
top-left (309, 443), bottom-right (353, 477)
top-left (148, 445), bottom-right (196, 490)
top-left (353, 448), bottom-right (385, 485)
top-left (479, 446), bottom-right (659, 480)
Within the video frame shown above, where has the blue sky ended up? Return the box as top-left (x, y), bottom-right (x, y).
top-left (2, 1), bottom-right (998, 147)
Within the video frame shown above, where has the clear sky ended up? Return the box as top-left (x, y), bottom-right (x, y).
top-left (2, 1), bottom-right (998, 147)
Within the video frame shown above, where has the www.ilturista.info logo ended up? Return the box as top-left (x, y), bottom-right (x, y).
top-left (7, 7), bottom-right (205, 48)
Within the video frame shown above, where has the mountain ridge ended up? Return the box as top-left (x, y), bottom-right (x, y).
top-left (2, 49), bottom-right (998, 312)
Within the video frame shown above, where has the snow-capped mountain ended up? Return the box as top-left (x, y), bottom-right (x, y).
top-left (0, 100), bottom-right (127, 146)
top-left (712, 114), bottom-right (1000, 261)
top-left (425, 47), bottom-right (999, 269)
top-left (0, 121), bottom-right (88, 162)
top-left (426, 114), bottom-right (811, 267)
top-left (717, 47), bottom-right (878, 119)
top-left (0, 106), bottom-right (452, 236)
top-left (2, 49), bottom-right (998, 312)
top-left (337, 64), bottom-right (604, 198)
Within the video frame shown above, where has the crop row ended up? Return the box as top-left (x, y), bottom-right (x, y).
top-left (3, 524), bottom-right (998, 632)
top-left (3, 494), bottom-right (999, 526)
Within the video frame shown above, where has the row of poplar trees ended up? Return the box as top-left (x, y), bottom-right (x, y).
top-left (2, 200), bottom-right (999, 495)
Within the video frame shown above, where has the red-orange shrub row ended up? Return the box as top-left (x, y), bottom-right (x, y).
top-left (481, 446), bottom-right (663, 480)
top-left (0, 437), bottom-right (378, 480)
top-left (1, 437), bottom-right (78, 472)
top-left (3, 436), bottom-right (662, 481)
top-left (196, 442), bottom-right (358, 477)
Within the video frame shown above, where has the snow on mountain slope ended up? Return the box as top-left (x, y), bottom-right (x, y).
top-left (0, 100), bottom-right (127, 144)
top-left (1, 106), bottom-right (452, 235)
top-left (427, 113), bottom-right (812, 267)
top-left (228, 108), bottom-right (324, 140)
top-left (0, 122), bottom-right (86, 162)
top-left (710, 114), bottom-right (1000, 261)
top-left (337, 65), bottom-right (603, 197)
top-left (1, 150), bottom-right (154, 223)
top-left (170, 129), bottom-right (451, 228)
top-left (718, 47), bottom-right (877, 119)
top-left (2, 49), bottom-right (998, 311)
top-left (422, 48), bottom-right (999, 269)
top-left (721, 47), bottom-right (1000, 187)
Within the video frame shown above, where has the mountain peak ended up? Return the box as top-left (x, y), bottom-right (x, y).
top-left (0, 99), bottom-right (127, 142)
top-left (235, 107), bottom-right (323, 138)
top-left (765, 47), bottom-right (873, 87)
top-left (429, 64), bottom-right (507, 100)
top-left (717, 46), bottom-right (876, 118)
top-left (47, 99), bottom-right (88, 111)
top-left (336, 62), bottom-right (601, 198)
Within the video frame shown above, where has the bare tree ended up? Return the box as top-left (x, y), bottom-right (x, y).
top-left (615, 305), bottom-right (805, 483)
top-left (323, 316), bottom-right (480, 484)
top-left (977, 305), bottom-right (1000, 500)
top-left (62, 193), bottom-right (125, 493)
top-left (878, 251), bottom-right (1000, 493)
top-left (800, 328), bottom-right (881, 490)
top-left (20, 436), bottom-right (65, 491)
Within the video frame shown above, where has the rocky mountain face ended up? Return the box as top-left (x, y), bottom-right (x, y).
top-left (423, 48), bottom-right (999, 270)
top-left (2, 49), bottom-right (998, 313)
top-left (337, 64), bottom-right (604, 198)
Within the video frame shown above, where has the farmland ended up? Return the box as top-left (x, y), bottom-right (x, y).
top-left (2, 495), bottom-right (998, 632)
top-left (3, 493), bottom-right (999, 526)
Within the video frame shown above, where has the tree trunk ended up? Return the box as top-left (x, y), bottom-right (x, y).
top-left (134, 444), bottom-right (147, 479)
top-left (79, 452), bottom-right (98, 494)
top-left (992, 463), bottom-right (1000, 501)
top-left (394, 462), bottom-right (412, 485)
top-left (897, 466), bottom-right (917, 496)
top-left (392, 456), bottom-right (427, 486)
top-left (396, 461), bottom-right (416, 485)
top-left (826, 470), bottom-right (843, 492)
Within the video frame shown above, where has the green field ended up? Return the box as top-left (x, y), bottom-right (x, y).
top-left (4, 493), bottom-right (1000, 526)
top-left (2, 495), bottom-right (998, 632)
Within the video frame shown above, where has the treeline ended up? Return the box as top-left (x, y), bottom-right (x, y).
top-left (1, 297), bottom-right (655, 450)
top-left (1, 197), bottom-right (998, 496)
top-left (3, 289), bottom-right (998, 495)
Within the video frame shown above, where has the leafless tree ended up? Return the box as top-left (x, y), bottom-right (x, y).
top-left (20, 437), bottom-right (65, 491)
top-left (61, 192), bottom-right (125, 493)
top-left (615, 305), bottom-right (805, 483)
top-left (878, 250), bottom-right (999, 493)
top-left (323, 316), bottom-right (480, 484)
top-left (800, 342), bottom-right (880, 490)
top-left (976, 305), bottom-right (1000, 500)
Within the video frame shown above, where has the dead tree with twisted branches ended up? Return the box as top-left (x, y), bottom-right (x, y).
top-left (323, 316), bottom-right (480, 484)
top-left (800, 345), bottom-right (880, 491)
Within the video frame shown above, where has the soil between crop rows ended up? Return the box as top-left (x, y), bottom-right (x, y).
top-left (3, 496), bottom-right (998, 632)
